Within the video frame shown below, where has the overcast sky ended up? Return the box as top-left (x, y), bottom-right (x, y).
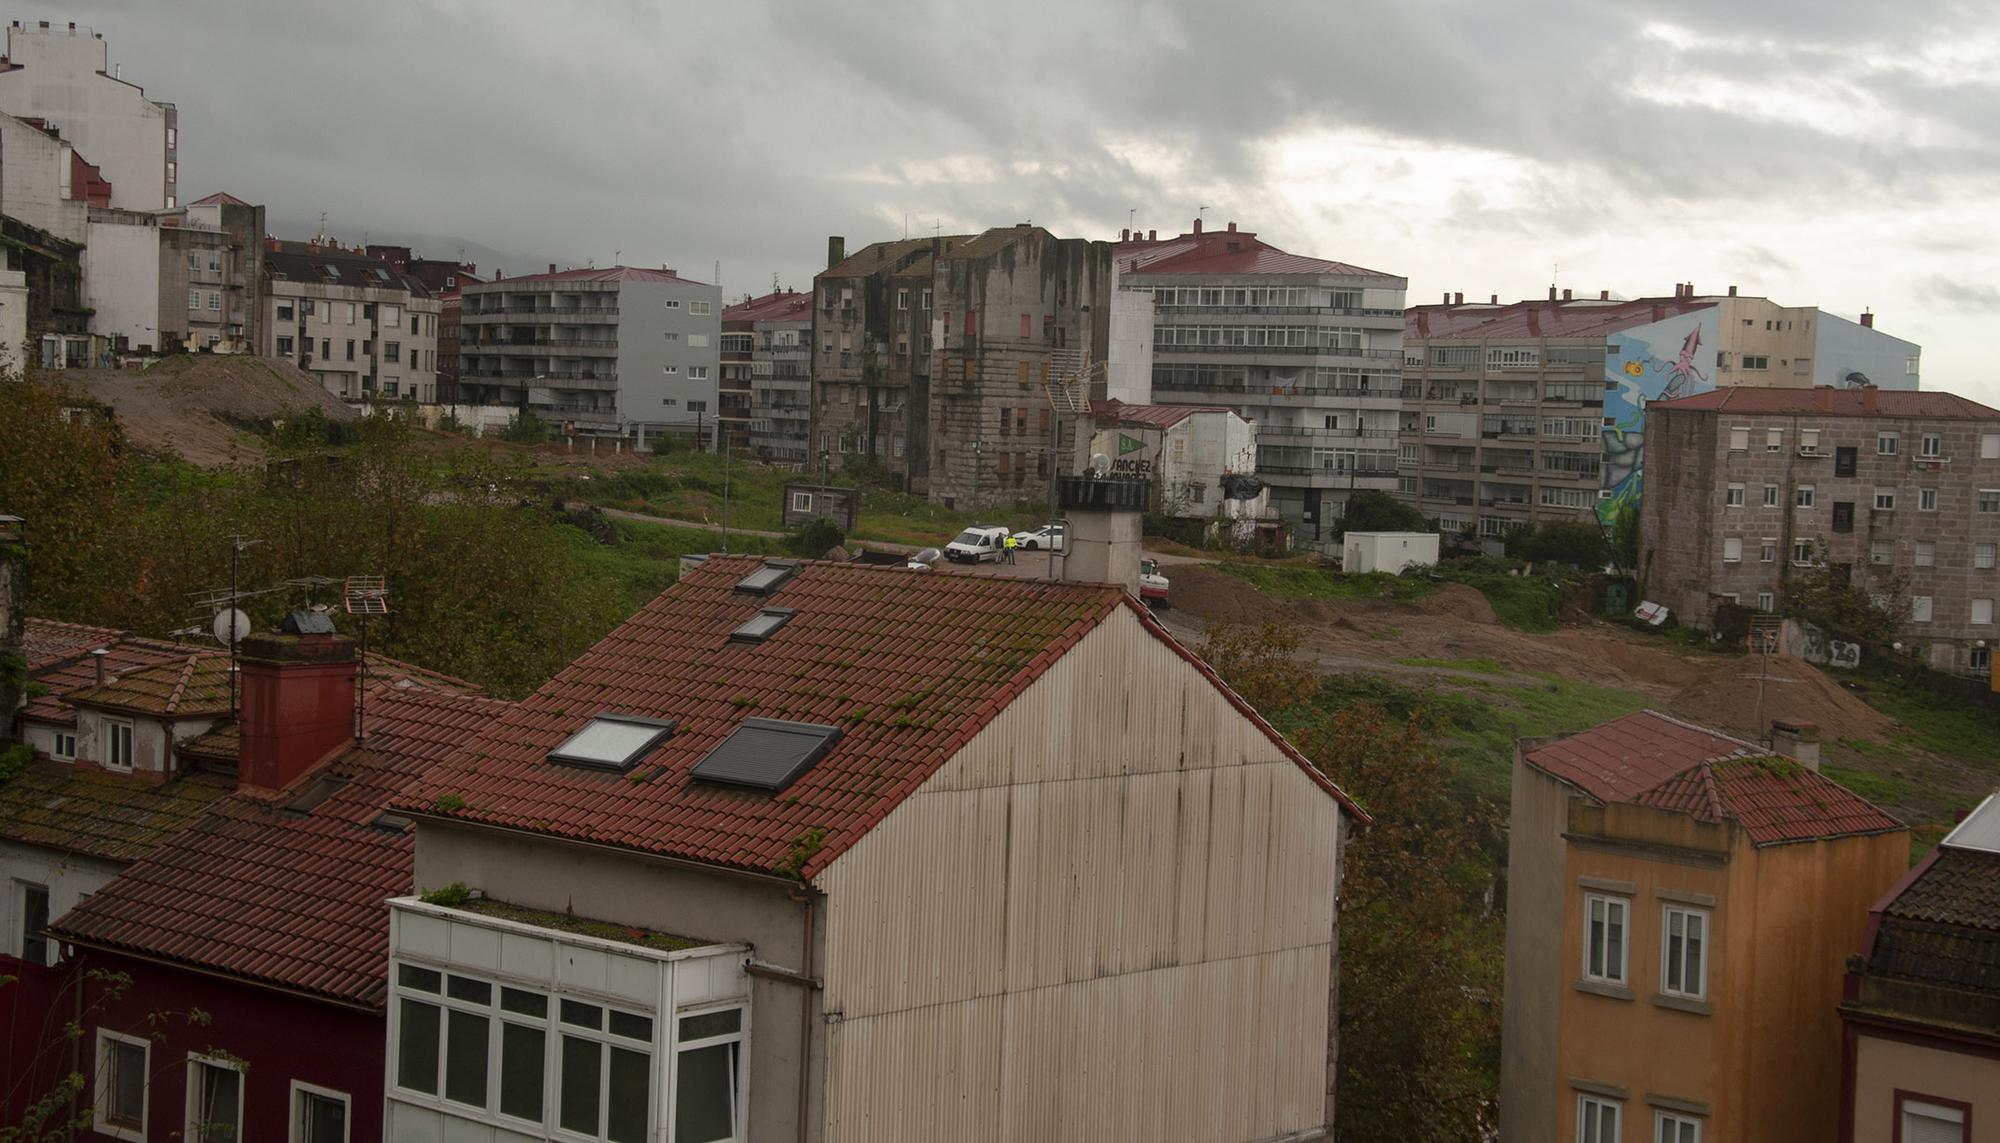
top-left (45, 0), bottom-right (2000, 403)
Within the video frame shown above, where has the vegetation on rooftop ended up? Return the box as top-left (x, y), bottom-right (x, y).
top-left (450, 897), bottom-right (701, 953)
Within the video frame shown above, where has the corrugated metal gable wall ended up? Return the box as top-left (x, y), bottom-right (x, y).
top-left (816, 606), bottom-right (1342, 1142)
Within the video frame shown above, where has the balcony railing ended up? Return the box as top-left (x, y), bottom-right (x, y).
top-left (1157, 343), bottom-right (1404, 360)
top-left (1150, 304), bottom-right (1405, 319)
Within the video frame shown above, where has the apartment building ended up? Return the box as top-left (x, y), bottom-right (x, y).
top-left (366, 245), bottom-right (483, 403)
top-left (458, 266), bottom-right (721, 437)
top-left (1114, 221), bottom-right (1407, 548)
top-left (0, 21), bottom-right (178, 211)
top-left (813, 226), bottom-right (1113, 510)
top-left (723, 287), bottom-right (813, 462)
top-left (1841, 793), bottom-right (2000, 1143)
top-left (387, 555), bottom-right (1363, 1143)
top-left (1397, 288), bottom-right (1923, 541)
top-left (1640, 387), bottom-right (2000, 676)
top-left (1504, 710), bottom-right (1906, 1143)
top-left (78, 191), bottom-right (264, 355)
top-left (0, 110), bottom-right (91, 243)
top-left (261, 239), bottom-right (440, 404)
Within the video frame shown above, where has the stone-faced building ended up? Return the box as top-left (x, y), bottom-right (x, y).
top-left (813, 226), bottom-right (1112, 510)
top-left (262, 238), bottom-right (442, 405)
top-left (1641, 387), bottom-right (2000, 677)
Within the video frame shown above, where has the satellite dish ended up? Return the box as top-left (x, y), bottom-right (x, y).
top-left (212, 608), bottom-right (252, 646)
top-left (1088, 452), bottom-right (1112, 477)
top-left (909, 547), bottom-right (943, 568)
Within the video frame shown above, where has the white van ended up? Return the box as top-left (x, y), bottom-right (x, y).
top-left (944, 525), bottom-right (1010, 564)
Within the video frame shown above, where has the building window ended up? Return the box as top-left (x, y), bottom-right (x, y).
top-left (15, 881), bottom-right (49, 965)
top-left (1577, 1094), bottom-right (1621, 1143)
top-left (277, 336), bottom-right (295, 356)
top-left (1722, 537), bottom-right (1742, 563)
top-left (1765, 427), bottom-right (1783, 452)
top-left (1796, 485), bottom-right (1815, 509)
top-left (1920, 488), bottom-right (1937, 511)
top-left (662, 366), bottom-right (678, 376)
top-left (383, 341), bottom-right (401, 364)
top-left (897, 288), bottom-right (908, 310)
top-left (1916, 541), bottom-right (1936, 567)
top-left (665, 299), bottom-right (681, 310)
top-left (346, 340), bottom-right (356, 362)
top-left (1898, 1098), bottom-right (1967, 1143)
top-left (1921, 432), bottom-right (1943, 458)
top-left (186, 1055), bottom-right (244, 1143)
top-left (1728, 426), bottom-right (1749, 451)
top-left (1984, 433), bottom-right (2000, 459)
top-left (1583, 894), bottom-right (1628, 985)
top-left (689, 334), bottom-right (710, 348)
top-left (1794, 541), bottom-right (1815, 565)
top-left (1874, 489), bottom-right (1896, 511)
top-left (53, 731), bottom-right (76, 761)
top-left (1835, 446), bottom-right (1857, 477)
top-left (1759, 541), bottom-right (1777, 563)
top-left (188, 288), bottom-right (201, 310)
top-left (1757, 591), bottom-right (1775, 612)
top-left (96, 1030), bottom-right (150, 1142)
top-left (1871, 540), bottom-right (1892, 565)
top-left (1878, 432), bottom-right (1899, 455)
top-left (291, 1081), bottom-right (350, 1143)
top-left (1976, 647), bottom-right (1993, 673)
top-left (1661, 906), bottom-right (1708, 999)
top-left (209, 292), bottom-right (221, 310)
top-left (1801, 428), bottom-right (1821, 454)
top-left (674, 1006), bottom-right (745, 1143)
top-left (690, 301), bottom-right (711, 316)
top-left (689, 366), bottom-right (709, 381)
top-left (688, 401), bottom-right (707, 413)
top-left (1981, 490), bottom-right (2000, 513)
top-left (1724, 483), bottom-right (1744, 507)
top-left (104, 719), bottom-right (134, 772)
top-left (384, 304), bottom-right (402, 328)
top-left (1656, 1110), bottom-right (1702, 1143)
top-left (1977, 543), bottom-right (1997, 570)
top-left (1974, 599), bottom-right (1994, 626)
top-left (1912, 596), bottom-right (1934, 623)
top-left (1761, 484), bottom-right (1778, 507)
top-left (921, 289), bottom-right (932, 309)
top-left (1741, 355), bottom-right (1768, 370)
top-left (168, 126), bottom-right (178, 148)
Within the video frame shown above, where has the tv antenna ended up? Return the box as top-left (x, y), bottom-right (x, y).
top-left (343, 575), bottom-right (389, 745)
top-left (190, 536), bottom-right (268, 719)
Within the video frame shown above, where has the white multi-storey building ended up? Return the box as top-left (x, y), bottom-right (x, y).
top-left (0, 20), bottom-right (178, 211)
top-left (1113, 221), bottom-right (1408, 549)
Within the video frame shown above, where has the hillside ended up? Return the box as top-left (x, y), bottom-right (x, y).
top-left (56, 355), bottom-right (356, 465)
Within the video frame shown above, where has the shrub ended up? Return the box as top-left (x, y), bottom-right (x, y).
top-left (1335, 490), bottom-right (1428, 536)
top-left (498, 410), bottom-right (551, 444)
top-left (786, 516), bottom-right (845, 558)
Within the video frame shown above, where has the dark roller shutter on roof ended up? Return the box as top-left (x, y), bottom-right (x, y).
top-left (690, 718), bottom-right (843, 793)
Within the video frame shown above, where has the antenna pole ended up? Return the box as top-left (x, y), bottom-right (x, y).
top-left (721, 425), bottom-right (733, 554)
top-left (229, 537), bottom-right (239, 719)
top-left (356, 615), bottom-right (367, 746)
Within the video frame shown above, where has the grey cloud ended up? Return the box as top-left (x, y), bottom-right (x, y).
top-left (1916, 275), bottom-right (2000, 312)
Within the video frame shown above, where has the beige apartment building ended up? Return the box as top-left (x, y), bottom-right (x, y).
top-left (1397, 288), bottom-right (1921, 543)
top-left (261, 239), bottom-right (440, 404)
top-left (1505, 710), bottom-right (1906, 1143)
top-left (1641, 387), bottom-right (2000, 677)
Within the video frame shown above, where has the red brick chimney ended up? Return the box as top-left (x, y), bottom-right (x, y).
top-left (1862, 386), bottom-right (1879, 414)
top-left (236, 627), bottom-right (357, 795)
top-left (1860, 310), bottom-right (1874, 328)
top-left (1192, 218), bottom-right (1202, 235)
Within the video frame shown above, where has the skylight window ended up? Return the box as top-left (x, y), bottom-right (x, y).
top-left (730, 607), bottom-right (797, 644)
top-left (548, 714), bottom-right (676, 773)
top-left (733, 559), bottom-right (800, 596)
top-left (690, 718), bottom-right (842, 793)
top-left (321, 264), bottom-right (342, 280)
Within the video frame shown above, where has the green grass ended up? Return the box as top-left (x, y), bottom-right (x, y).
top-left (557, 516), bottom-right (782, 612)
top-left (1318, 671), bottom-right (1654, 802)
top-left (1823, 765), bottom-right (1910, 806)
top-left (1218, 564), bottom-right (1438, 602)
top-left (1832, 668), bottom-right (2000, 760)
top-left (1394, 657), bottom-right (1510, 675)
top-left (1835, 736), bottom-right (1904, 761)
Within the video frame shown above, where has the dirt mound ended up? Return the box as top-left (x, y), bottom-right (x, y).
top-left (1410, 582), bottom-right (1498, 625)
top-left (1667, 654), bottom-right (1897, 747)
top-left (1166, 564), bottom-right (1284, 626)
top-left (61, 355), bottom-right (356, 465)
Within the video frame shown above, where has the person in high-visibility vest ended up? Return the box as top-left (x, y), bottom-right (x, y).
top-left (1003, 534), bottom-right (1018, 563)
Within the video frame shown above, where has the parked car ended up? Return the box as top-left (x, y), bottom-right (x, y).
top-left (1139, 558), bottom-right (1171, 606)
top-left (944, 525), bottom-right (1010, 564)
top-left (1009, 523), bottom-right (1067, 552)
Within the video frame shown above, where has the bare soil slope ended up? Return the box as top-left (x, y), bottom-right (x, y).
top-left (60, 356), bottom-right (355, 465)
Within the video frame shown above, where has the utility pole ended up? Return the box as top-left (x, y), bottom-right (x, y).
top-left (721, 426), bottom-right (733, 554)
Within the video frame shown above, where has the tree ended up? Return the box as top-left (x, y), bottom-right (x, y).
top-left (1516, 521), bottom-right (1610, 568)
top-left (1336, 490), bottom-right (1428, 536)
top-left (498, 409), bottom-right (550, 444)
top-left (1784, 537), bottom-right (1908, 644)
top-left (784, 516), bottom-right (844, 558)
top-left (1199, 622), bottom-right (1502, 1141)
top-left (1611, 508), bottom-right (1639, 570)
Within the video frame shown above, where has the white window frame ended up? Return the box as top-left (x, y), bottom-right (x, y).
top-left (1763, 484), bottom-right (1779, 508)
top-left (52, 731), bottom-right (77, 761)
top-left (1973, 599), bottom-right (1994, 626)
top-left (1796, 485), bottom-right (1816, 509)
top-left (1727, 426), bottom-right (1749, 451)
top-left (1916, 541), bottom-right (1936, 568)
top-left (1801, 428), bottom-right (1821, 454)
top-left (1759, 541), bottom-right (1777, 564)
top-left (1977, 543), bottom-right (1997, 570)
top-left (1912, 596), bottom-right (1934, 623)
top-left (1984, 433), bottom-right (2000, 459)
top-left (1660, 905), bottom-right (1709, 1000)
top-left (791, 492), bottom-right (813, 513)
top-left (1656, 1109), bottom-right (1702, 1143)
top-left (690, 300), bottom-right (711, 316)
top-left (1900, 1099), bottom-right (1965, 1143)
top-left (15, 879), bottom-right (51, 965)
top-left (1583, 893), bottom-right (1629, 986)
top-left (104, 718), bottom-right (135, 772)
top-left (95, 1029), bottom-right (150, 1143)
top-left (1765, 427), bottom-right (1783, 452)
top-left (673, 1003), bottom-right (748, 1143)
top-left (1725, 484), bottom-right (1744, 507)
top-left (1877, 432), bottom-right (1899, 455)
top-left (1981, 490), bottom-right (2000, 514)
top-left (186, 1053), bottom-right (246, 1143)
top-left (1921, 432), bottom-right (1943, 458)
top-left (1874, 488), bottom-right (1897, 511)
top-left (1577, 1093), bottom-right (1622, 1143)
top-left (1722, 538), bottom-right (1742, 564)
top-left (1757, 591), bottom-right (1775, 612)
top-left (290, 1079), bottom-right (351, 1143)
top-left (1920, 488), bottom-right (1937, 511)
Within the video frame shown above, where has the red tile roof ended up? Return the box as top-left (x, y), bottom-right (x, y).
top-left (187, 191), bottom-right (252, 207)
top-left (1524, 711), bottom-right (1903, 846)
top-left (722, 289), bottom-right (813, 324)
top-left (1650, 387), bottom-right (1999, 419)
top-left (0, 762), bottom-right (236, 863)
top-left (399, 558), bottom-right (1364, 880)
top-left (21, 621), bottom-right (194, 726)
top-left (64, 652), bottom-right (233, 718)
top-left (1113, 229), bottom-right (1392, 279)
top-left (1091, 399), bottom-right (1237, 430)
top-left (49, 684), bottom-right (512, 1008)
top-left (1407, 297), bottom-right (1717, 340)
top-left (489, 265), bottom-right (706, 286)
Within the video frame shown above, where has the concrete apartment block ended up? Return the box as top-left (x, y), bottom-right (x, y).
top-left (458, 266), bottom-right (721, 438)
top-left (263, 240), bottom-right (440, 405)
top-left (0, 20), bottom-right (177, 211)
top-left (1641, 387), bottom-right (2000, 677)
top-left (722, 289), bottom-right (813, 463)
top-left (1116, 221), bottom-right (1408, 550)
top-left (0, 111), bottom-right (89, 243)
top-left (1398, 287), bottom-right (1924, 544)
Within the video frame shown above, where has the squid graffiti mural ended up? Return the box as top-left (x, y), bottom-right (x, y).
top-left (1597, 311), bottom-right (1719, 527)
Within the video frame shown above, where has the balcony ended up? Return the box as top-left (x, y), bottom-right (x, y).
top-left (1158, 343), bottom-right (1405, 361)
top-left (462, 306), bottom-right (619, 323)
top-left (460, 368), bottom-right (618, 390)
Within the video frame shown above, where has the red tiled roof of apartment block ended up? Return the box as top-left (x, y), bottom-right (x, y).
top-left (1113, 229), bottom-right (1392, 279)
top-left (1091, 399), bottom-right (1234, 429)
top-left (1650, 388), bottom-right (2000, 419)
top-left (50, 684), bottom-right (512, 1009)
top-left (399, 557), bottom-right (1364, 880)
top-left (24, 617), bottom-right (135, 668)
top-left (491, 265), bottom-right (706, 286)
top-left (722, 289), bottom-right (813, 324)
top-left (64, 652), bottom-right (233, 718)
top-left (1407, 296), bottom-right (1717, 340)
top-left (1524, 710), bottom-right (1903, 846)
top-left (21, 621), bottom-right (194, 725)
top-left (0, 761), bottom-right (236, 863)
top-left (187, 191), bottom-right (252, 207)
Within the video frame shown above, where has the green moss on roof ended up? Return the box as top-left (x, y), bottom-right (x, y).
top-left (449, 897), bottom-right (704, 952)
